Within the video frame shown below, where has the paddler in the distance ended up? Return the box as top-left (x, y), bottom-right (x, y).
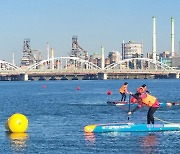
top-left (128, 85), bottom-right (160, 124)
top-left (137, 84), bottom-right (150, 94)
top-left (119, 82), bottom-right (130, 102)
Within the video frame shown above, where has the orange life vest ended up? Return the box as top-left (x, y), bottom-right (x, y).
top-left (141, 93), bottom-right (156, 107)
top-left (119, 85), bottom-right (127, 93)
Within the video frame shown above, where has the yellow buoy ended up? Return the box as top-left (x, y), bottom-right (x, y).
top-left (5, 113), bottom-right (28, 133)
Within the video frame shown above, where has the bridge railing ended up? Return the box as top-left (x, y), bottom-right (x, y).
top-left (0, 57), bottom-right (179, 75)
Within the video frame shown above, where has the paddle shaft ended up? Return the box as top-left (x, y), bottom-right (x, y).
top-left (128, 95), bottom-right (131, 121)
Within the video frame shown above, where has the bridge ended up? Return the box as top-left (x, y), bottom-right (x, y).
top-left (0, 57), bottom-right (179, 81)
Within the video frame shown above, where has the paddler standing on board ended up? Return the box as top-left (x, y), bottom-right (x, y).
top-left (119, 82), bottom-right (129, 102)
top-left (137, 84), bottom-right (150, 94)
top-left (128, 85), bottom-right (160, 124)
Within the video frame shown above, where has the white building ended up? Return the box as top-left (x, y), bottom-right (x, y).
top-left (122, 41), bottom-right (143, 59)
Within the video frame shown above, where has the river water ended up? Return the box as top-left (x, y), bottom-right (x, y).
top-left (0, 79), bottom-right (179, 153)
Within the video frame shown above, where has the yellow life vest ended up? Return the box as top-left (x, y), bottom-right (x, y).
top-left (141, 94), bottom-right (156, 107)
top-left (119, 85), bottom-right (127, 93)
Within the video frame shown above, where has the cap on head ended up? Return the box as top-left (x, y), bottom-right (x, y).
top-left (142, 84), bottom-right (146, 87)
top-left (124, 82), bottom-right (128, 85)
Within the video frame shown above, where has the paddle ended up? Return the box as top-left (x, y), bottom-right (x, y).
top-left (128, 94), bottom-right (131, 121)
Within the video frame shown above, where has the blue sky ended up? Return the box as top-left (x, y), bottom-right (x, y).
top-left (0, 0), bottom-right (180, 65)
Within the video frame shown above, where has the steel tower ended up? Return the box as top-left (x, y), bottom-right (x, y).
top-left (70, 36), bottom-right (88, 60)
top-left (20, 39), bottom-right (36, 68)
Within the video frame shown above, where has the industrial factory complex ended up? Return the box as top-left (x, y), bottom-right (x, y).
top-left (0, 17), bottom-right (179, 81)
top-left (19, 17), bottom-right (180, 71)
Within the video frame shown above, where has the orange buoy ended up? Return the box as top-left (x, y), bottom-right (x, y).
top-left (107, 90), bottom-right (112, 95)
top-left (42, 85), bottom-right (46, 88)
top-left (76, 86), bottom-right (80, 90)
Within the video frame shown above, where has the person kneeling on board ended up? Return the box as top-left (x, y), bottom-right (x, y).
top-left (128, 92), bottom-right (160, 124)
top-left (119, 82), bottom-right (129, 102)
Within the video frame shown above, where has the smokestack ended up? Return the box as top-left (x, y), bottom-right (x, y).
top-left (12, 51), bottom-right (15, 65)
top-left (47, 42), bottom-right (50, 59)
top-left (101, 46), bottom-right (105, 69)
top-left (122, 40), bottom-right (125, 60)
top-left (152, 16), bottom-right (156, 62)
top-left (171, 17), bottom-right (175, 57)
top-left (141, 38), bottom-right (143, 57)
top-left (51, 48), bottom-right (54, 69)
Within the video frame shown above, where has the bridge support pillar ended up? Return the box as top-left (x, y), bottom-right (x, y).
top-left (124, 75), bottom-right (129, 79)
top-left (0, 76), bottom-right (10, 81)
top-left (176, 73), bottom-right (179, 79)
top-left (135, 75), bottom-right (138, 79)
top-left (20, 73), bottom-right (29, 81)
top-left (168, 73), bottom-right (179, 79)
top-left (98, 73), bottom-right (107, 80)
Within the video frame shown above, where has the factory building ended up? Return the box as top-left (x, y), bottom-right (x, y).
top-left (122, 41), bottom-right (143, 60)
top-left (20, 39), bottom-right (42, 69)
top-left (160, 56), bottom-right (180, 69)
top-left (172, 57), bottom-right (180, 69)
top-left (89, 53), bottom-right (102, 67)
top-left (108, 51), bottom-right (121, 63)
top-left (105, 57), bottom-right (110, 67)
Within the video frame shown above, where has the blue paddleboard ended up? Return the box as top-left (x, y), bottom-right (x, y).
top-left (84, 123), bottom-right (180, 133)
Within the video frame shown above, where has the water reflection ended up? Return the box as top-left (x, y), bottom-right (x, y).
top-left (140, 133), bottom-right (158, 154)
top-left (84, 132), bottom-right (96, 144)
top-left (141, 133), bottom-right (157, 147)
top-left (84, 131), bottom-right (159, 153)
top-left (6, 132), bottom-right (28, 151)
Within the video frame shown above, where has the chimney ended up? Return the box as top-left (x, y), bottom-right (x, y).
top-left (101, 46), bottom-right (105, 69)
top-left (152, 16), bottom-right (156, 62)
top-left (51, 48), bottom-right (54, 69)
top-left (47, 42), bottom-right (50, 59)
top-left (171, 17), bottom-right (175, 57)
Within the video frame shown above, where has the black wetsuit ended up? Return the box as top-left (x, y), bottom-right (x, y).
top-left (120, 92), bottom-right (126, 101)
top-left (147, 107), bottom-right (158, 124)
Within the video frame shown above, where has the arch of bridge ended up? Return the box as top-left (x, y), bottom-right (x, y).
top-left (25, 57), bottom-right (102, 71)
top-left (104, 58), bottom-right (174, 71)
top-left (0, 60), bottom-right (22, 71)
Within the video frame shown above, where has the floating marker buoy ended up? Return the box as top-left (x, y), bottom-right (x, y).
top-left (5, 113), bottom-right (28, 133)
top-left (42, 85), bottom-right (46, 88)
top-left (76, 86), bottom-right (80, 90)
top-left (107, 90), bottom-right (112, 95)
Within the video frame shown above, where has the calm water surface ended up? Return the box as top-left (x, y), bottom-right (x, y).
top-left (0, 79), bottom-right (179, 154)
